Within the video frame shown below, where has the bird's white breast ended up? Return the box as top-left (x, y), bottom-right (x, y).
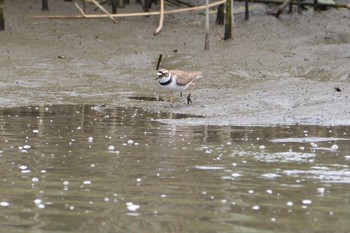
top-left (159, 76), bottom-right (190, 92)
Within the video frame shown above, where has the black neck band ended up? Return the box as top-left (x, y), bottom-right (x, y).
top-left (159, 77), bottom-right (172, 86)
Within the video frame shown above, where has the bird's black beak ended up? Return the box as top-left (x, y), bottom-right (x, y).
top-left (155, 72), bottom-right (162, 80)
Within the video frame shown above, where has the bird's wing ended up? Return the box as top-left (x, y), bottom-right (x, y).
top-left (171, 70), bottom-right (203, 86)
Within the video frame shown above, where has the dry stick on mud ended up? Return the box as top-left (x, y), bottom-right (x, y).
top-left (91, 0), bottom-right (118, 23)
top-left (216, 4), bottom-right (224, 25)
top-left (245, 0), bottom-right (249, 19)
top-left (154, 0), bottom-right (164, 35)
top-left (224, 0), bottom-right (234, 40)
top-left (83, 0), bottom-right (87, 13)
top-left (204, 0), bottom-right (209, 50)
top-left (0, 0), bottom-right (4, 31)
top-left (35, 1), bottom-right (226, 19)
top-left (270, 0), bottom-right (293, 17)
top-left (156, 54), bottom-right (162, 70)
top-left (42, 0), bottom-right (49, 11)
top-left (34, 0), bottom-right (350, 20)
top-left (238, 0), bottom-right (350, 9)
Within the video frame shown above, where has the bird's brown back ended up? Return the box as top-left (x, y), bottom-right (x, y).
top-left (170, 70), bottom-right (202, 86)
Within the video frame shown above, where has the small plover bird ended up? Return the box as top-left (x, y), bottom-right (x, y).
top-left (155, 69), bottom-right (203, 104)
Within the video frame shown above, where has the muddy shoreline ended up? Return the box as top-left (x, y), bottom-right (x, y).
top-left (1, 0), bottom-right (350, 126)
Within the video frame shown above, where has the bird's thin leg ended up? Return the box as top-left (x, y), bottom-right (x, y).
top-left (187, 94), bottom-right (192, 104)
top-left (187, 83), bottom-right (195, 104)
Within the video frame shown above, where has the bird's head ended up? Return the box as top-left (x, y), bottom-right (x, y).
top-left (155, 69), bottom-right (169, 80)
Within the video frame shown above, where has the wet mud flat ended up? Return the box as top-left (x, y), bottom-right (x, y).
top-left (1, 0), bottom-right (350, 126)
top-left (0, 104), bottom-right (350, 232)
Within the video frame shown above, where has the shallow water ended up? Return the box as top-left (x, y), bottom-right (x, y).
top-left (0, 105), bottom-right (349, 233)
